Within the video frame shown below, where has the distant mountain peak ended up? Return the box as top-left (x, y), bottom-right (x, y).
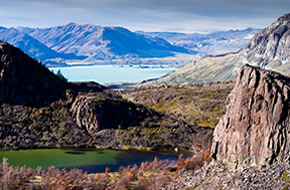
top-left (243, 12), bottom-right (289, 63)
top-left (277, 12), bottom-right (290, 23)
top-left (17, 23), bottom-right (189, 60)
top-left (66, 22), bottom-right (79, 26)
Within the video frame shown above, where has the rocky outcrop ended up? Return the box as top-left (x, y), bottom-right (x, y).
top-left (0, 42), bottom-right (68, 106)
top-left (70, 93), bottom-right (162, 133)
top-left (211, 65), bottom-right (290, 167)
top-left (0, 41), bottom-right (213, 151)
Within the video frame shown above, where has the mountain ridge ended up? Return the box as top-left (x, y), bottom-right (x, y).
top-left (17, 23), bottom-right (190, 62)
top-left (0, 27), bottom-right (84, 66)
top-left (0, 23), bottom-right (260, 67)
top-left (136, 13), bottom-right (289, 87)
top-left (139, 28), bottom-right (261, 56)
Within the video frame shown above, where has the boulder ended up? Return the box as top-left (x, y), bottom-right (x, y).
top-left (211, 64), bottom-right (289, 167)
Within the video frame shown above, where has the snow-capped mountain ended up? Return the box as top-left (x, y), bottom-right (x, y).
top-left (139, 28), bottom-right (261, 56)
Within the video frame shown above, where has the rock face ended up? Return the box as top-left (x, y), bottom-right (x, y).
top-left (241, 12), bottom-right (290, 69)
top-left (0, 42), bottom-right (67, 106)
top-left (211, 65), bottom-right (290, 166)
top-left (70, 93), bottom-right (161, 133)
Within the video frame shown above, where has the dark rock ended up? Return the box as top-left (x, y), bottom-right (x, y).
top-left (211, 64), bottom-right (290, 167)
top-left (0, 103), bottom-right (92, 150)
top-left (71, 81), bottom-right (107, 93)
top-left (0, 42), bottom-right (68, 106)
top-left (70, 93), bottom-right (161, 133)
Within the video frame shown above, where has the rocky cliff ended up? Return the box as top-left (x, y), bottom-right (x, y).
top-left (240, 13), bottom-right (290, 71)
top-left (211, 65), bottom-right (289, 167)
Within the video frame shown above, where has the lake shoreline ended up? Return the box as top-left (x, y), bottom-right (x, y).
top-left (0, 148), bottom-right (188, 173)
top-left (49, 64), bottom-right (176, 84)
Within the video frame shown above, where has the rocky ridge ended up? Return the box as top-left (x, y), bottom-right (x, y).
top-left (211, 64), bottom-right (290, 167)
top-left (239, 12), bottom-right (290, 71)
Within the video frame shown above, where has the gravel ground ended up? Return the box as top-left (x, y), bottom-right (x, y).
top-left (165, 162), bottom-right (290, 190)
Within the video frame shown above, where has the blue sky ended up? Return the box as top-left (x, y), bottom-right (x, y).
top-left (1, 0), bottom-right (289, 33)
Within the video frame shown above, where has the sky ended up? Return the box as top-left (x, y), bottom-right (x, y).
top-left (0, 0), bottom-right (289, 33)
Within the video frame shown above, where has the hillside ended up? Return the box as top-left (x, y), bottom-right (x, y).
top-left (137, 13), bottom-right (290, 87)
top-left (120, 81), bottom-right (235, 128)
top-left (0, 41), bottom-right (69, 106)
top-left (1, 59), bottom-right (289, 189)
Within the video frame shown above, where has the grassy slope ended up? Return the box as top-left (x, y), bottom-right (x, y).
top-left (135, 52), bottom-right (289, 88)
top-left (121, 82), bottom-right (235, 128)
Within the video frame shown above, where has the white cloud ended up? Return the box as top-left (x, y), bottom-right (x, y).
top-left (0, 0), bottom-right (288, 32)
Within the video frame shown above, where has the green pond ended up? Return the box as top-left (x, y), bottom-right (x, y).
top-left (0, 149), bottom-right (180, 173)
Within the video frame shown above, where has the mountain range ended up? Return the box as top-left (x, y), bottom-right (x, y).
top-left (17, 23), bottom-right (189, 61)
top-left (0, 23), bottom-right (260, 67)
top-left (139, 28), bottom-right (261, 56)
top-left (137, 13), bottom-right (290, 86)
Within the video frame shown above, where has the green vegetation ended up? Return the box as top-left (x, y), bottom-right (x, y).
top-left (281, 172), bottom-right (290, 190)
top-left (56, 69), bottom-right (68, 82)
top-left (113, 123), bottom-right (198, 152)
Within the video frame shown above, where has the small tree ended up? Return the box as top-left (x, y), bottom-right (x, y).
top-left (56, 69), bottom-right (68, 82)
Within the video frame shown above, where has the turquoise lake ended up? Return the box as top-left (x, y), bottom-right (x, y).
top-left (50, 65), bottom-right (176, 84)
